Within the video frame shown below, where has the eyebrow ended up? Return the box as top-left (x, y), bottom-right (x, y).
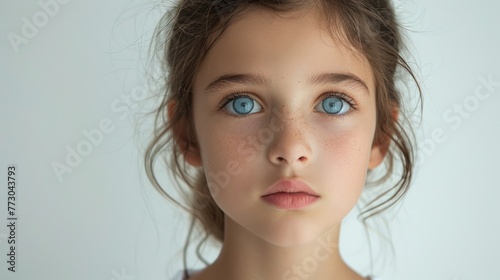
top-left (206, 73), bottom-right (270, 92)
top-left (205, 72), bottom-right (369, 93)
top-left (308, 73), bottom-right (369, 92)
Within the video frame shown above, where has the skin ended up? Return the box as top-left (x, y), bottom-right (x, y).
top-left (172, 6), bottom-right (389, 280)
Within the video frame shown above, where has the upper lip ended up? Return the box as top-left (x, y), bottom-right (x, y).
top-left (261, 178), bottom-right (319, 197)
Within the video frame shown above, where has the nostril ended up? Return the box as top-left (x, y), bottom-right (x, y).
top-left (275, 156), bottom-right (307, 164)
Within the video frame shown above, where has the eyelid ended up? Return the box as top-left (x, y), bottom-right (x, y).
top-left (217, 92), bottom-right (259, 110)
top-left (217, 92), bottom-right (264, 117)
top-left (318, 91), bottom-right (358, 110)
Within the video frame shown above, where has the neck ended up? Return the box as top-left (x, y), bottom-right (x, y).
top-left (205, 217), bottom-right (363, 280)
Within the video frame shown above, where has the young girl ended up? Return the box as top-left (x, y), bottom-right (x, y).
top-left (145, 0), bottom-right (420, 279)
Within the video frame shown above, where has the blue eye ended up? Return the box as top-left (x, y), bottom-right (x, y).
top-left (223, 95), bottom-right (262, 115)
top-left (316, 95), bottom-right (351, 115)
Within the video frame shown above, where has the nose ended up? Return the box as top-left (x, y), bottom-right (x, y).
top-left (266, 112), bottom-right (312, 167)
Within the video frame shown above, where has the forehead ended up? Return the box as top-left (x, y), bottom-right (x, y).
top-left (194, 6), bottom-right (374, 93)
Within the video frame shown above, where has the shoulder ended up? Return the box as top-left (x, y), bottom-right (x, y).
top-left (171, 269), bottom-right (201, 280)
top-left (171, 270), bottom-right (184, 280)
top-left (172, 270), bottom-right (380, 280)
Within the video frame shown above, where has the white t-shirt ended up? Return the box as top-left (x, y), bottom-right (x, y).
top-left (172, 270), bottom-right (381, 280)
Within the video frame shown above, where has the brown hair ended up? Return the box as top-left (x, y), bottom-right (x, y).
top-left (145, 0), bottom-right (421, 269)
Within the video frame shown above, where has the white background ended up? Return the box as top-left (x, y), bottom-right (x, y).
top-left (1, 1), bottom-right (499, 280)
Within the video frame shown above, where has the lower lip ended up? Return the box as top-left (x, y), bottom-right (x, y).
top-left (261, 192), bottom-right (319, 209)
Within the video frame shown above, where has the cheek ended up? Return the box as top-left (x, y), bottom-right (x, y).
top-left (317, 114), bottom-right (375, 169)
top-left (199, 135), bottom-right (261, 216)
top-left (322, 130), bottom-right (372, 173)
top-left (196, 116), bottom-right (255, 166)
top-left (315, 123), bottom-right (375, 215)
top-left (193, 115), bottom-right (257, 199)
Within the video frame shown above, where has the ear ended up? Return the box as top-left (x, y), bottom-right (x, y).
top-left (368, 107), bottom-right (399, 169)
top-left (167, 100), bottom-right (203, 167)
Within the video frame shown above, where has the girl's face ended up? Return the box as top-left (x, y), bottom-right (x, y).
top-left (188, 7), bottom-right (385, 247)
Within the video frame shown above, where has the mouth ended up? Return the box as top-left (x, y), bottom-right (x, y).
top-left (261, 179), bottom-right (319, 209)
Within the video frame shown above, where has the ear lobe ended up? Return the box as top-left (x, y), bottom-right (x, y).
top-left (167, 100), bottom-right (203, 167)
top-left (368, 107), bottom-right (399, 170)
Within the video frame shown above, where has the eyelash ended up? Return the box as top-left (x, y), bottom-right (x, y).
top-left (319, 91), bottom-right (358, 111)
top-left (217, 92), bottom-right (250, 110)
top-left (217, 91), bottom-right (358, 114)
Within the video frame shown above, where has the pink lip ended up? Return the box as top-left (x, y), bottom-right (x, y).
top-left (261, 179), bottom-right (319, 209)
